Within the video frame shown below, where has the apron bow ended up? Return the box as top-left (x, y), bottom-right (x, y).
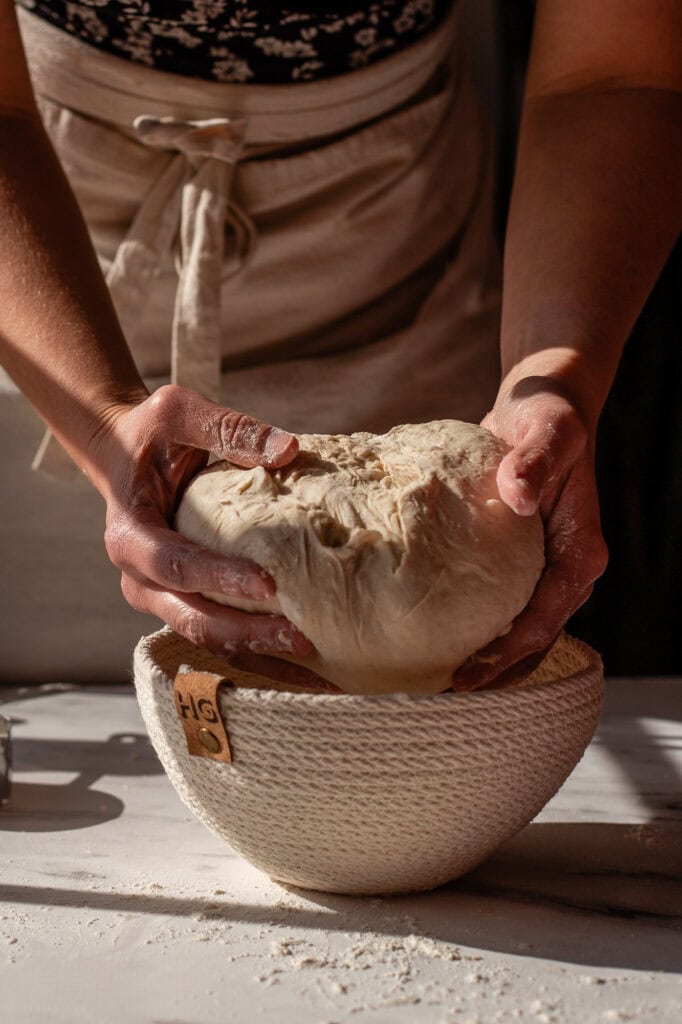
top-left (34, 114), bottom-right (253, 479)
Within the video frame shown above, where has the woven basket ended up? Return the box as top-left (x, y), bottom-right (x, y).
top-left (134, 629), bottom-right (603, 895)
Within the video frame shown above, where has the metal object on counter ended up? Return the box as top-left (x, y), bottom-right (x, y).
top-left (0, 714), bottom-right (11, 806)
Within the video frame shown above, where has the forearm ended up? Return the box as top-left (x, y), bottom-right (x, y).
top-left (467, 84), bottom-right (681, 686)
top-left (0, 111), bottom-right (148, 483)
top-left (500, 85), bottom-right (682, 431)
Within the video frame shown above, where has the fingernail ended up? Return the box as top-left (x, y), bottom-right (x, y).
top-left (286, 626), bottom-right (314, 655)
top-left (511, 477), bottom-right (539, 516)
top-left (220, 566), bottom-right (275, 601)
top-left (251, 624), bottom-right (312, 656)
top-left (262, 428), bottom-right (297, 466)
top-left (244, 571), bottom-right (276, 601)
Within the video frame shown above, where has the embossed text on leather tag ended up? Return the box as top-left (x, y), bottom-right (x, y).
top-left (173, 669), bottom-right (233, 764)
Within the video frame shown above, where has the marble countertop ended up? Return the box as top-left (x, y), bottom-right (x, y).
top-left (1, 676), bottom-right (681, 1024)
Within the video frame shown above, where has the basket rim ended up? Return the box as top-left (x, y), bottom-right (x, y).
top-left (134, 627), bottom-right (604, 710)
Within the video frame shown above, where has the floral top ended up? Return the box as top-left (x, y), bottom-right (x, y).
top-left (18, 1), bottom-right (452, 83)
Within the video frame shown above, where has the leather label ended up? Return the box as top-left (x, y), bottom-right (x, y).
top-left (173, 669), bottom-right (233, 764)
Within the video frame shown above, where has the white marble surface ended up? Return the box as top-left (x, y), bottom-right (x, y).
top-left (1, 677), bottom-right (681, 1024)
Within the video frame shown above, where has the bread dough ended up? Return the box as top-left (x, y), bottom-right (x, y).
top-left (175, 420), bottom-right (545, 695)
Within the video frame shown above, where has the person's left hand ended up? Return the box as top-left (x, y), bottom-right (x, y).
top-left (451, 378), bottom-right (608, 691)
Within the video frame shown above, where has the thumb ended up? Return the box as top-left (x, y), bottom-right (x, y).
top-left (161, 386), bottom-right (299, 468)
top-left (496, 435), bottom-right (551, 517)
top-left (490, 392), bottom-right (591, 517)
top-left (495, 408), bottom-right (586, 516)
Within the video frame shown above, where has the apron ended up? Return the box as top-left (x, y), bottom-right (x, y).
top-left (0, 5), bottom-right (502, 679)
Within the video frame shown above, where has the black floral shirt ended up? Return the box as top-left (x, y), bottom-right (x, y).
top-left (18, 1), bottom-right (452, 83)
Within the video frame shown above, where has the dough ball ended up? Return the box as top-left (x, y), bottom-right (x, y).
top-left (175, 420), bottom-right (545, 695)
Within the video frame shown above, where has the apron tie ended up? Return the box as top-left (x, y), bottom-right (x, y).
top-left (33, 114), bottom-right (251, 480)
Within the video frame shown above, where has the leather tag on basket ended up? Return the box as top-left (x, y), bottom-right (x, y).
top-left (173, 669), bottom-right (233, 764)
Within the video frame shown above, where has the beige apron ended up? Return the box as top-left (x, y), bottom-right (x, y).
top-left (0, 6), bottom-right (501, 680)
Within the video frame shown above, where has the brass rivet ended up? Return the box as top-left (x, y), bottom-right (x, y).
top-left (198, 728), bottom-right (221, 753)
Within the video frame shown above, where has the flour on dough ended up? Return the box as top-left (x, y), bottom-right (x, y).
top-left (175, 420), bottom-right (545, 694)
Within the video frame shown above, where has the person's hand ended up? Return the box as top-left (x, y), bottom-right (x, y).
top-left (88, 384), bottom-right (313, 660)
top-left (451, 377), bottom-right (608, 691)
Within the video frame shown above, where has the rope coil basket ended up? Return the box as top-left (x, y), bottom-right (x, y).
top-left (134, 628), bottom-right (603, 895)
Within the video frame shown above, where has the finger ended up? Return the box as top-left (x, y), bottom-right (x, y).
top-left (480, 650), bottom-right (550, 692)
top-left (151, 384), bottom-right (299, 469)
top-left (496, 417), bottom-right (587, 517)
top-left (121, 575), bottom-right (313, 656)
top-left (224, 652), bottom-right (343, 693)
top-left (451, 564), bottom-right (596, 692)
top-left (453, 466), bottom-right (606, 692)
top-left (452, 638), bottom-right (554, 693)
top-left (106, 509), bottom-right (276, 601)
top-left (496, 442), bottom-right (551, 516)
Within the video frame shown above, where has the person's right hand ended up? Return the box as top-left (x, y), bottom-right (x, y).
top-left (87, 384), bottom-right (313, 660)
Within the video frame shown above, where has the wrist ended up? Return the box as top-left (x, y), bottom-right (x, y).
top-left (496, 347), bottom-right (606, 437)
top-left (57, 384), bottom-right (150, 495)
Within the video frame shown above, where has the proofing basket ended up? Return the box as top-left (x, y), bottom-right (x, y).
top-left (134, 628), bottom-right (603, 895)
